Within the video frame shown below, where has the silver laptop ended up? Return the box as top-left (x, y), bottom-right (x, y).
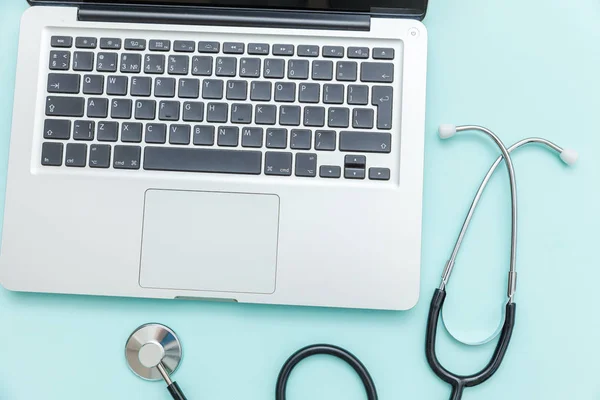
top-left (0, 0), bottom-right (428, 310)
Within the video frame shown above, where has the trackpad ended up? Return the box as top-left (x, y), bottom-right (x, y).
top-left (140, 190), bottom-right (279, 294)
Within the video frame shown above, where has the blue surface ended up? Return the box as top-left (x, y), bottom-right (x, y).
top-left (1, 0), bottom-right (599, 399)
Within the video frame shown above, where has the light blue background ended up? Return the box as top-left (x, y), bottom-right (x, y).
top-left (1, 0), bottom-right (599, 399)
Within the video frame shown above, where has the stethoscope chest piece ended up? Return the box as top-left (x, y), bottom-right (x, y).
top-left (125, 323), bottom-right (182, 381)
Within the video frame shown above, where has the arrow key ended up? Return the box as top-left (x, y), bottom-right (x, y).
top-left (344, 167), bottom-right (365, 180)
top-left (369, 167), bottom-right (390, 181)
top-left (319, 165), bottom-right (341, 178)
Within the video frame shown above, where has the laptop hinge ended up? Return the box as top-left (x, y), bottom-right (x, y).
top-left (77, 6), bottom-right (371, 31)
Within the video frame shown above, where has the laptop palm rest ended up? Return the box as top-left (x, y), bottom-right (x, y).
top-left (139, 189), bottom-right (279, 294)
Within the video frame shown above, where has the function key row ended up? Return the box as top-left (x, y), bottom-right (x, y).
top-left (51, 36), bottom-right (394, 59)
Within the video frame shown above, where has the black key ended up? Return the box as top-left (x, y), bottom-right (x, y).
top-left (124, 39), bottom-right (146, 50)
top-left (231, 103), bottom-right (252, 124)
top-left (97, 121), bottom-right (118, 142)
top-left (131, 76), bottom-right (152, 96)
top-left (274, 82), bottom-right (296, 102)
top-left (41, 142), bottom-right (63, 166)
top-left (75, 37), bottom-right (97, 49)
top-left (240, 58), bottom-right (261, 78)
top-left (298, 83), bottom-right (320, 103)
top-left (154, 77), bottom-right (176, 97)
top-left (290, 129), bottom-right (311, 150)
top-left (145, 54), bottom-right (165, 74)
top-left (107, 75), bottom-right (128, 95)
top-left (198, 41), bottom-right (220, 53)
top-left (89, 144), bottom-right (111, 168)
top-left (145, 123), bottom-right (167, 143)
top-left (297, 45), bottom-right (319, 57)
top-left (83, 75), bottom-right (104, 94)
top-left (183, 102), bottom-right (204, 122)
top-left (348, 85), bottom-right (369, 105)
top-left (336, 61), bottom-right (357, 81)
top-left (295, 153), bottom-right (317, 177)
top-left (73, 52), bottom-right (94, 71)
top-left (202, 79), bottom-right (224, 99)
top-left (345, 155), bottom-right (366, 167)
top-left (111, 99), bottom-right (133, 119)
top-left (169, 125), bottom-right (191, 145)
top-left (264, 59), bottom-right (285, 78)
top-left (223, 42), bottom-right (244, 54)
top-left (120, 53), bottom-right (142, 73)
top-left (272, 44), bottom-right (294, 56)
top-left (49, 51), bottom-right (70, 70)
top-left (217, 126), bottom-right (239, 147)
top-left (265, 151), bottom-right (292, 175)
top-left (206, 102), bottom-right (228, 122)
top-left (328, 107), bottom-right (349, 128)
top-left (279, 106), bottom-right (301, 126)
top-left (288, 60), bottom-right (309, 80)
top-left (51, 36), bottom-right (72, 48)
top-left (345, 168), bottom-right (365, 179)
top-left (369, 167), bottom-right (390, 180)
top-left (179, 78), bottom-right (200, 98)
top-left (226, 80), bottom-right (247, 100)
top-left (255, 104), bottom-right (276, 125)
top-left (266, 128), bottom-right (287, 149)
top-left (144, 147), bottom-right (262, 175)
top-left (97, 52), bottom-right (118, 72)
top-left (192, 56), bottom-right (213, 76)
top-left (323, 46), bottom-right (344, 58)
top-left (339, 131), bottom-right (391, 153)
top-left (312, 60), bottom-right (333, 81)
top-left (353, 108), bottom-right (374, 129)
top-left (361, 62), bottom-right (394, 83)
top-left (373, 48), bottom-right (395, 60)
top-left (315, 130), bottom-right (336, 151)
top-left (250, 81), bottom-right (271, 101)
top-left (44, 119), bottom-right (71, 140)
top-left (149, 40), bottom-right (171, 51)
top-left (121, 122), bottom-right (143, 143)
top-left (320, 165), bottom-right (341, 178)
top-left (73, 120), bottom-right (95, 140)
top-left (65, 143), bottom-right (87, 167)
top-left (193, 126), bottom-right (215, 145)
top-left (248, 43), bottom-right (269, 55)
top-left (135, 99), bottom-right (156, 120)
top-left (47, 73), bottom-right (80, 93)
top-left (323, 84), bottom-right (344, 104)
top-left (303, 106), bottom-right (325, 127)
top-left (348, 47), bottom-right (369, 59)
top-left (168, 55), bottom-right (190, 75)
top-left (46, 96), bottom-right (84, 117)
top-left (216, 57), bottom-right (237, 77)
top-left (100, 38), bottom-right (121, 50)
top-left (174, 40), bottom-right (195, 52)
top-left (114, 145), bottom-right (141, 169)
top-left (87, 98), bottom-right (109, 118)
top-left (159, 101), bottom-right (180, 121)
top-left (241, 127), bottom-right (263, 148)
top-left (372, 86), bottom-right (393, 130)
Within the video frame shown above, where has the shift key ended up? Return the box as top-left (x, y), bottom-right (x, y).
top-left (339, 131), bottom-right (391, 153)
top-left (46, 96), bottom-right (85, 117)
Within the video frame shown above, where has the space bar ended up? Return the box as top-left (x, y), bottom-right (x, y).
top-left (143, 147), bottom-right (262, 175)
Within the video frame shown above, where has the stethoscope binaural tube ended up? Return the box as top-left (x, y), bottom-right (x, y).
top-left (428, 127), bottom-right (578, 400)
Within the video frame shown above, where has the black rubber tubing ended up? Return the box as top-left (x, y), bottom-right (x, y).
top-left (167, 381), bottom-right (188, 400)
top-left (425, 289), bottom-right (516, 400)
top-left (275, 344), bottom-right (378, 400)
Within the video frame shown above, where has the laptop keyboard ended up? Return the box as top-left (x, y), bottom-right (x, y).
top-left (42, 35), bottom-right (396, 181)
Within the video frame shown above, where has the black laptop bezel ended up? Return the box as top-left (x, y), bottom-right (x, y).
top-left (26, 0), bottom-right (428, 20)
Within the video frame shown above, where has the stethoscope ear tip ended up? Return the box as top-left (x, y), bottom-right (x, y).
top-left (438, 124), bottom-right (457, 139)
top-left (560, 148), bottom-right (579, 166)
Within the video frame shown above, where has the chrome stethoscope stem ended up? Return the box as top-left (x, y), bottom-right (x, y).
top-left (439, 126), bottom-right (518, 303)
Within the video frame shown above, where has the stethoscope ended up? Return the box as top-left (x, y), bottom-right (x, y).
top-left (125, 125), bottom-right (577, 400)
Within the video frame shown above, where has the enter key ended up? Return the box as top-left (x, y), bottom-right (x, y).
top-left (372, 86), bottom-right (393, 130)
